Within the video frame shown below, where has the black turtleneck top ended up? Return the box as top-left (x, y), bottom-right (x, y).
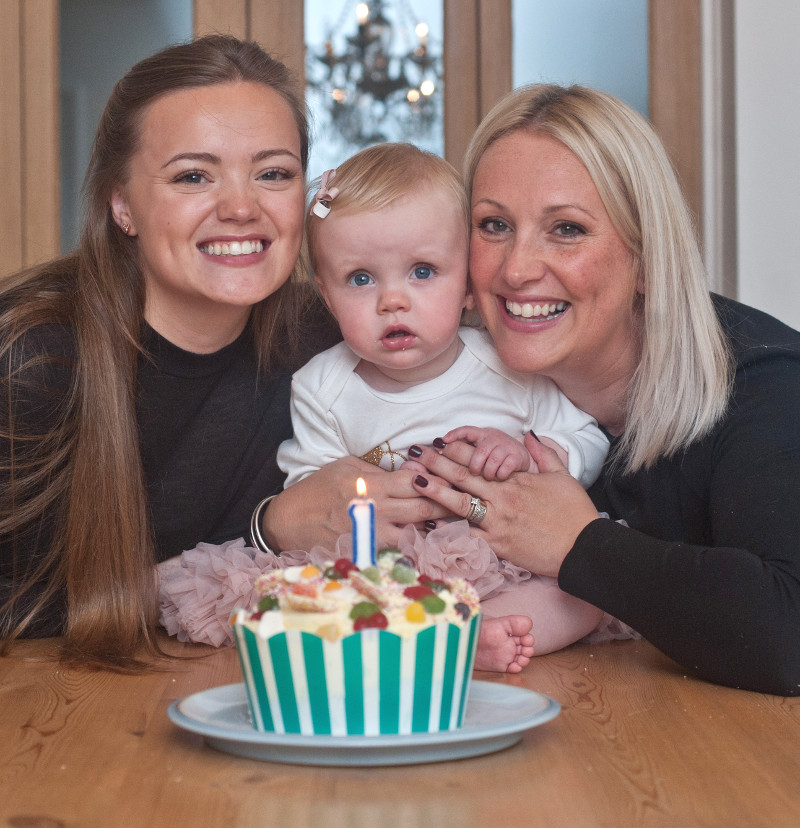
top-left (1, 310), bottom-right (338, 636)
top-left (136, 324), bottom-right (292, 558)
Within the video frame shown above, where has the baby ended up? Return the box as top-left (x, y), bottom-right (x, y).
top-left (277, 143), bottom-right (610, 673)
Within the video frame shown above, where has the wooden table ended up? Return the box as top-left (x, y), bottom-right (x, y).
top-left (1, 635), bottom-right (798, 827)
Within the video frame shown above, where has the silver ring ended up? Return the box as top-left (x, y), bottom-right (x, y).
top-left (466, 496), bottom-right (487, 524)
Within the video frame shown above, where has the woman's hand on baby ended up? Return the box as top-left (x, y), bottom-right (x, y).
top-left (442, 425), bottom-right (537, 480)
top-left (355, 461), bottom-right (452, 540)
top-left (408, 433), bottom-right (599, 577)
top-left (267, 457), bottom-right (452, 550)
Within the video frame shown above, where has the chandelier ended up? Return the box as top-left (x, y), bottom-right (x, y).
top-left (306, 0), bottom-right (443, 150)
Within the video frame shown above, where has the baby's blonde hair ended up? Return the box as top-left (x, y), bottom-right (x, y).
top-left (306, 142), bottom-right (469, 276)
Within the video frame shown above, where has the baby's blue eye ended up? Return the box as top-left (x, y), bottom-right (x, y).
top-left (412, 266), bottom-right (433, 280)
top-left (348, 272), bottom-right (374, 287)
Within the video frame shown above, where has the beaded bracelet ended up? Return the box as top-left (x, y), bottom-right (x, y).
top-left (249, 494), bottom-right (279, 555)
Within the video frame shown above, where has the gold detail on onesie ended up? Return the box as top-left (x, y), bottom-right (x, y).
top-left (361, 441), bottom-right (407, 471)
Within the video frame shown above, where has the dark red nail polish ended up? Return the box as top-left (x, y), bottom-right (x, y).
top-left (414, 475), bottom-right (429, 488)
top-left (433, 437), bottom-right (447, 449)
top-left (529, 430), bottom-right (540, 441)
top-left (408, 445), bottom-right (423, 458)
top-left (425, 520), bottom-right (437, 530)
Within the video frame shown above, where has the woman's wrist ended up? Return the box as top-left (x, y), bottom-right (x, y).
top-left (258, 481), bottom-right (341, 553)
top-left (261, 459), bottom-right (385, 553)
top-left (250, 494), bottom-right (280, 554)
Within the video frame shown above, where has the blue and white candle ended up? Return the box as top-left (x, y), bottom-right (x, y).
top-left (348, 477), bottom-right (376, 570)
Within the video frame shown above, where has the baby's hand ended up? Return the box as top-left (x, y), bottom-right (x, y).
top-left (441, 426), bottom-right (535, 481)
top-left (400, 458), bottom-right (428, 476)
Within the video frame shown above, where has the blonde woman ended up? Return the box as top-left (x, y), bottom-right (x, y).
top-left (401, 84), bottom-right (800, 696)
top-left (268, 85), bottom-right (800, 695)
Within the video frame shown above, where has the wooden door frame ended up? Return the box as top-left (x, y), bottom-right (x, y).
top-left (0, 0), bottom-right (60, 277)
top-left (193, 0), bottom-right (305, 82)
top-left (650, 0), bottom-right (737, 296)
top-left (443, 0), bottom-right (512, 170)
top-left (649, 0), bottom-right (704, 239)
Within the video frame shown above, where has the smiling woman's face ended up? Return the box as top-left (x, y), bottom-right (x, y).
top-left (111, 80), bottom-right (305, 350)
top-left (469, 130), bottom-right (641, 393)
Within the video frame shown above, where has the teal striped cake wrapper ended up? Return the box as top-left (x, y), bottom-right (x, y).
top-left (233, 615), bottom-right (481, 736)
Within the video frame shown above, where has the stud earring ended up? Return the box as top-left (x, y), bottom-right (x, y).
top-left (122, 223), bottom-right (130, 235)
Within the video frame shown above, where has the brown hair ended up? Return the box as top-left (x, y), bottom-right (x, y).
top-left (0, 35), bottom-right (309, 668)
top-left (464, 84), bottom-right (732, 472)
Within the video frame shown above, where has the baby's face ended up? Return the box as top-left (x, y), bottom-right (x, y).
top-left (314, 189), bottom-right (472, 386)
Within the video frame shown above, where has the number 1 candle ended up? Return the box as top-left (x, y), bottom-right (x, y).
top-left (349, 477), bottom-right (376, 570)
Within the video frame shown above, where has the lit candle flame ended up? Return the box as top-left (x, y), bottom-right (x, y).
top-left (356, 477), bottom-right (367, 497)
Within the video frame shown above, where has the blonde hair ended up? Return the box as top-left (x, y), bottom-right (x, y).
top-left (0, 36), bottom-right (310, 668)
top-left (465, 84), bottom-right (733, 473)
top-left (306, 142), bottom-right (469, 276)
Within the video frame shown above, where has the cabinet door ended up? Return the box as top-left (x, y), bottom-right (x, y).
top-left (0, 0), bottom-right (59, 277)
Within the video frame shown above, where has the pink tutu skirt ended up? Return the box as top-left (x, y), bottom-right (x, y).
top-left (157, 520), bottom-right (638, 647)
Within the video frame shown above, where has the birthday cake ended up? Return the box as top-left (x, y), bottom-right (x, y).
top-left (231, 547), bottom-right (481, 736)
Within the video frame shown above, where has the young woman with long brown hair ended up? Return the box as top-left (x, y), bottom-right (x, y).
top-left (0, 35), bottom-right (333, 669)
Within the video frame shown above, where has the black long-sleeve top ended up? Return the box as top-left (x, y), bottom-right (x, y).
top-left (561, 295), bottom-right (800, 696)
top-left (1, 310), bottom-right (339, 637)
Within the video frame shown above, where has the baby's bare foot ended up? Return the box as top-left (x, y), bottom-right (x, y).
top-left (475, 615), bottom-right (535, 674)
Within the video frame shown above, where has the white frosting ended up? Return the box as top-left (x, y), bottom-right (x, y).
top-left (241, 553), bottom-right (480, 641)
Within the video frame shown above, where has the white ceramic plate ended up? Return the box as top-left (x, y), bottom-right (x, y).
top-left (167, 680), bottom-right (560, 766)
